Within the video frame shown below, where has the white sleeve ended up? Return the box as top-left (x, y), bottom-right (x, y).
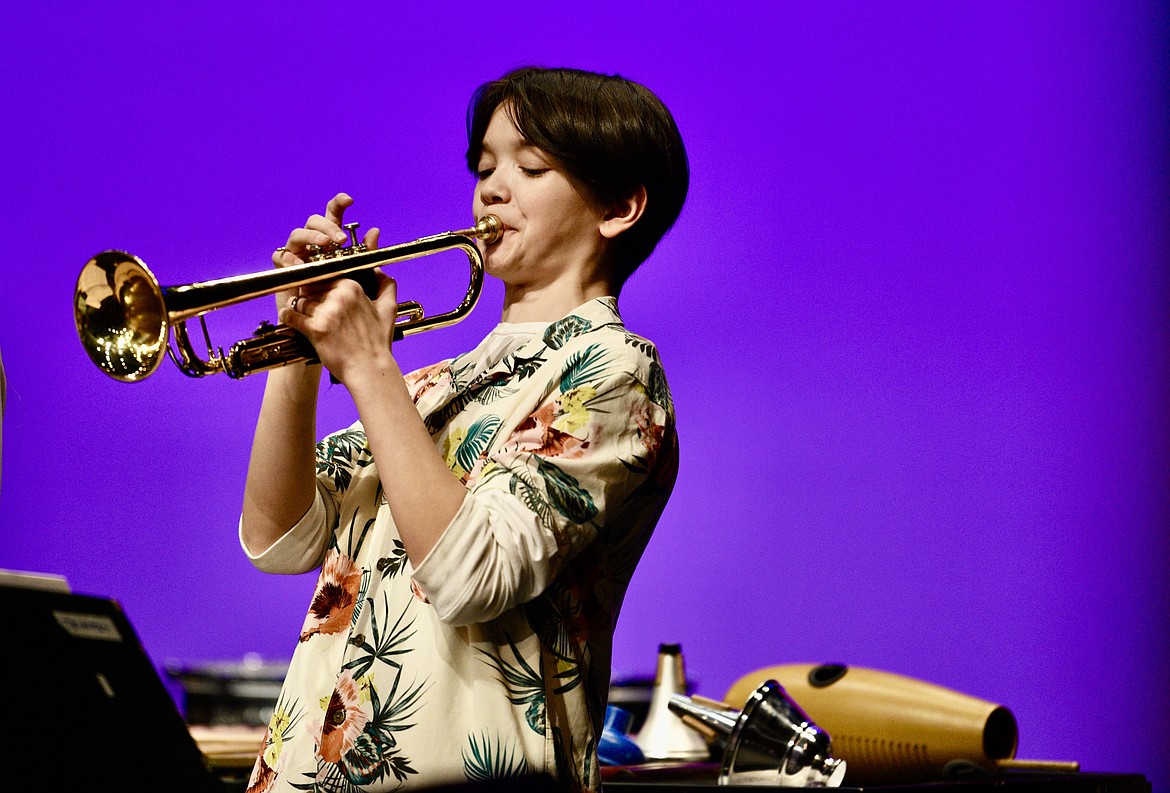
top-left (238, 487), bottom-right (331, 575)
top-left (411, 352), bottom-right (670, 627)
top-left (410, 488), bottom-right (566, 626)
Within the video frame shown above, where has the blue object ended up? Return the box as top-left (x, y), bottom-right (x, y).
top-left (598, 705), bottom-right (646, 766)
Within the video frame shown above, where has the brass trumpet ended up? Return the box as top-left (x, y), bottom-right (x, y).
top-left (74, 215), bottom-right (502, 382)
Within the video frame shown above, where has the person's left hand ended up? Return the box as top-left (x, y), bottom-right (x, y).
top-left (277, 194), bottom-right (401, 385)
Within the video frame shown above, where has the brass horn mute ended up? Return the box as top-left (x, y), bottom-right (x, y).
top-left (74, 215), bottom-right (502, 382)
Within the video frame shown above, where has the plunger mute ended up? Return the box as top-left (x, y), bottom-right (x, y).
top-left (669, 680), bottom-right (847, 787)
top-left (632, 644), bottom-right (711, 761)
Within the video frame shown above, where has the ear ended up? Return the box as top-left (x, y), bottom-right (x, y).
top-left (598, 185), bottom-right (647, 240)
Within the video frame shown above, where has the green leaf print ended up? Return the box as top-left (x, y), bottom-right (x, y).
top-left (317, 429), bottom-right (368, 492)
top-left (524, 593), bottom-right (584, 696)
top-left (255, 691), bottom-right (306, 785)
top-left (504, 349), bottom-right (547, 381)
top-left (323, 668), bottom-right (428, 789)
top-left (375, 539), bottom-right (409, 580)
top-left (473, 381), bottom-right (519, 404)
top-left (619, 453), bottom-right (650, 476)
top-left (506, 469), bottom-right (555, 530)
top-left (291, 763), bottom-right (352, 793)
top-left (543, 314), bottom-right (593, 350)
top-left (622, 332), bottom-right (660, 362)
top-left (337, 717), bottom-right (421, 787)
top-left (647, 359), bottom-right (672, 412)
top-left (343, 511), bottom-right (376, 560)
top-left (584, 736), bottom-right (596, 790)
top-left (550, 725), bottom-right (597, 793)
top-left (424, 389), bottom-right (478, 435)
top-left (451, 357), bottom-right (479, 386)
top-left (455, 414), bottom-right (503, 473)
top-left (463, 732), bottom-right (531, 782)
top-left (343, 596), bottom-right (418, 679)
top-left (525, 589), bottom-right (577, 661)
top-left (477, 639), bottom-right (546, 734)
top-left (369, 663), bottom-right (428, 734)
top-left (559, 343), bottom-right (610, 392)
top-left (350, 570), bottom-right (370, 631)
top-left (536, 457), bottom-right (598, 524)
top-left (340, 730), bottom-right (388, 786)
top-left (383, 754), bottom-right (420, 784)
top-left (288, 772), bottom-right (319, 791)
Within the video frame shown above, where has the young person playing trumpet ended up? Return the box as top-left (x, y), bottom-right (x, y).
top-left (239, 66), bottom-right (688, 793)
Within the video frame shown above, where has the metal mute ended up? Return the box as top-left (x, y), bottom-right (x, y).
top-left (632, 643), bottom-right (712, 761)
top-left (669, 681), bottom-right (847, 787)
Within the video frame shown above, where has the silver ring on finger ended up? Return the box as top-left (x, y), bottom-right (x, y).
top-left (290, 296), bottom-right (301, 312)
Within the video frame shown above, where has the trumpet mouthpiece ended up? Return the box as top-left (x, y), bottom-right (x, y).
top-left (475, 214), bottom-right (503, 244)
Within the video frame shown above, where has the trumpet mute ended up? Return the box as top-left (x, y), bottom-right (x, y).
top-left (671, 681), bottom-right (847, 787)
top-left (632, 643), bottom-right (711, 762)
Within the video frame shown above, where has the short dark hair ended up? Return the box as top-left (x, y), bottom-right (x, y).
top-left (466, 67), bottom-right (689, 288)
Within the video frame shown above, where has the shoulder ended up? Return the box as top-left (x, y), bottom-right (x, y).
top-left (544, 298), bottom-right (665, 368)
top-left (545, 299), bottom-right (674, 416)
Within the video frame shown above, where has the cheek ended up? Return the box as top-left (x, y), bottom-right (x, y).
top-left (538, 188), bottom-right (598, 233)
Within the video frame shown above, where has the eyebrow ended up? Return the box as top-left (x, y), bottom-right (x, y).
top-left (479, 136), bottom-right (540, 157)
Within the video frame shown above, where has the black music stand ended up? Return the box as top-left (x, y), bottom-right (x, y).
top-left (3, 582), bottom-right (226, 792)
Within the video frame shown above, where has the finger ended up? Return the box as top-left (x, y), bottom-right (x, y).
top-left (373, 272), bottom-right (397, 306)
top-left (372, 273), bottom-right (401, 320)
top-left (303, 214), bottom-right (348, 245)
top-left (273, 232), bottom-right (322, 268)
top-left (278, 299), bottom-right (308, 330)
top-left (285, 293), bottom-right (311, 315)
top-left (371, 273), bottom-right (401, 341)
top-left (296, 281), bottom-right (332, 299)
top-left (364, 226), bottom-right (380, 252)
top-left (325, 192), bottom-right (354, 227)
top-left (300, 279), bottom-right (363, 314)
top-left (282, 226), bottom-right (341, 255)
top-left (282, 290), bottom-right (340, 325)
top-left (273, 246), bottom-right (299, 267)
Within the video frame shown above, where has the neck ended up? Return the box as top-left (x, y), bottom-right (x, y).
top-left (499, 279), bottom-right (615, 323)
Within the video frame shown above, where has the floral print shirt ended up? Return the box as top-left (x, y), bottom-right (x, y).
top-left (241, 297), bottom-right (678, 793)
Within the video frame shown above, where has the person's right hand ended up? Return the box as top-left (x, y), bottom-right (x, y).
top-left (271, 192), bottom-right (381, 312)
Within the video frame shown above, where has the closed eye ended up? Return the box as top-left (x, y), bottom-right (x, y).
top-left (521, 167), bottom-right (550, 177)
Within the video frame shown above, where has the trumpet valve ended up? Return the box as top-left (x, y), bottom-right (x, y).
top-left (343, 221), bottom-right (363, 249)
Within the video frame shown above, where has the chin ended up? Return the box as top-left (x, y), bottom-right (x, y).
top-left (484, 250), bottom-right (524, 281)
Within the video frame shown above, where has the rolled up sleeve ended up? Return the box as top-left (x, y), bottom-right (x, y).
top-left (411, 488), bottom-right (564, 625)
top-left (412, 358), bottom-right (668, 626)
top-left (239, 485), bottom-right (332, 574)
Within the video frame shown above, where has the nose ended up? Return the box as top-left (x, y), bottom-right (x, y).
top-left (478, 171), bottom-right (508, 206)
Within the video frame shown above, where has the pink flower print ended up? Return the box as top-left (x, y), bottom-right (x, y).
top-left (509, 402), bottom-right (587, 459)
top-left (299, 551), bottom-right (363, 643)
top-left (633, 401), bottom-right (664, 457)
top-left (316, 670), bottom-right (369, 764)
top-left (406, 362), bottom-right (452, 405)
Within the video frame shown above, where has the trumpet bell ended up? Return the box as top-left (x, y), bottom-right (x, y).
top-left (74, 251), bottom-right (169, 382)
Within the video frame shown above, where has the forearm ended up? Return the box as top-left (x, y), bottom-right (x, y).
top-left (241, 363), bottom-right (322, 554)
top-left (345, 356), bottom-right (466, 566)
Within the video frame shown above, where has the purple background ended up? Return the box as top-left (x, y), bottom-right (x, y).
top-left (1, 2), bottom-right (1166, 787)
